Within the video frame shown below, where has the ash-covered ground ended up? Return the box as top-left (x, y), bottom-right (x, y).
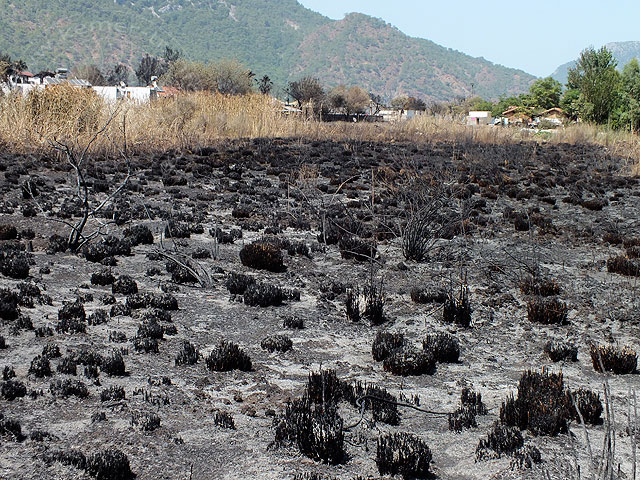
top-left (0, 138), bottom-right (639, 480)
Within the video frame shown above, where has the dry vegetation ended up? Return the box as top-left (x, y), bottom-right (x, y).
top-left (1, 85), bottom-right (639, 175)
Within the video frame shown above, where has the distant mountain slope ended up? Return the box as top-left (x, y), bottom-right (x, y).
top-left (0, 0), bottom-right (535, 101)
top-left (551, 41), bottom-right (640, 85)
top-left (294, 13), bottom-right (534, 101)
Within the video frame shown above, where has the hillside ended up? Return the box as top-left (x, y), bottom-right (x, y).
top-left (0, 0), bottom-right (535, 101)
top-left (551, 41), bottom-right (640, 85)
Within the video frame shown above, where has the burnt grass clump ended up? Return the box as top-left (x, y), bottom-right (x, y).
top-left (243, 282), bottom-right (285, 307)
top-left (544, 340), bottom-right (578, 362)
top-left (345, 280), bottom-right (385, 324)
top-left (112, 275), bottom-right (138, 295)
top-left (607, 255), bottom-right (640, 277)
top-left (49, 379), bottom-right (89, 398)
top-left (476, 422), bottom-right (524, 460)
top-left (226, 272), bottom-right (256, 295)
top-left (500, 369), bottom-right (570, 436)
top-left (443, 286), bottom-right (472, 327)
top-left (449, 388), bottom-right (487, 432)
top-left (84, 235), bottom-right (131, 263)
top-left (175, 341), bottom-right (199, 366)
top-left (1, 380), bottom-right (27, 400)
top-left (423, 332), bottom-right (460, 363)
top-left (213, 410), bottom-right (236, 429)
top-left (527, 296), bottom-right (568, 325)
top-left (57, 356), bottom-right (78, 375)
top-left (101, 351), bottom-right (126, 376)
top-left (410, 286), bottom-right (447, 304)
top-left (568, 388), bottom-right (603, 425)
top-left (91, 268), bottom-right (115, 286)
top-left (348, 381), bottom-right (400, 425)
top-left (0, 288), bottom-right (20, 320)
top-left (56, 301), bottom-right (87, 334)
top-left (123, 224), bottom-right (154, 246)
top-left (46, 449), bottom-right (87, 470)
top-left (590, 344), bottom-right (637, 374)
top-left (261, 335), bottom-right (293, 353)
top-left (376, 432), bottom-right (432, 478)
top-left (239, 241), bottom-right (285, 272)
top-left (86, 448), bottom-right (135, 480)
top-left (338, 235), bottom-right (377, 261)
top-left (29, 355), bottom-right (52, 378)
top-left (520, 275), bottom-right (561, 296)
top-left (372, 331), bottom-right (405, 362)
top-left (206, 340), bottom-right (252, 371)
top-left (273, 395), bottom-right (345, 465)
top-left (383, 346), bottom-right (435, 376)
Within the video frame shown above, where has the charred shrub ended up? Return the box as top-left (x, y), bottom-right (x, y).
top-left (29, 355), bottom-right (52, 378)
top-left (91, 268), bottom-right (115, 286)
top-left (206, 340), bottom-right (252, 372)
top-left (175, 341), bottom-right (199, 366)
top-left (102, 351), bottom-right (126, 376)
top-left (42, 343), bottom-right (61, 359)
top-left (164, 221), bottom-right (191, 239)
top-left (449, 388), bottom-right (487, 432)
top-left (56, 301), bottom-right (87, 334)
top-left (112, 275), bottom-right (138, 295)
top-left (372, 331), bottom-right (405, 362)
top-left (527, 296), bottom-right (568, 325)
top-left (123, 225), bottom-right (154, 246)
top-left (86, 448), bottom-right (135, 480)
top-left (47, 234), bottom-right (68, 254)
top-left (520, 275), bottom-right (561, 297)
top-left (137, 319), bottom-right (163, 340)
top-left (239, 242), bottom-right (285, 272)
top-left (133, 336), bottom-right (159, 353)
top-left (306, 370), bottom-right (346, 405)
top-left (0, 224), bottom-right (18, 240)
top-left (348, 382), bottom-right (399, 425)
top-left (383, 346), bottom-right (435, 376)
top-left (410, 286), bottom-right (447, 304)
top-left (363, 280), bottom-right (385, 325)
top-left (0, 254), bottom-right (30, 279)
top-left (511, 445), bottom-right (543, 470)
top-left (345, 287), bottom-right (360, 322)
top-left (274, 396), bottom-right (345, 465)
top-left (261, 335), bottom-right (293, 353)
top-left (3, 366), bottom-right (15, 380)
top-left (568, 388), bottom-right (603, 425)
top-left (150, 293), bottom-right (178, 311)
top-left (423, 332), bottom-right (460, 363)
top-left (499, 369), bottom-right (569, 436)
top-left (226, 272), bottom-right (256, 295)
top-left (607, 255), bottom-right (640, 277)
top-left (165, 260), bottom-right (198, 284)
top-left (110, 302), bottom-right (131, 318)
top-left (0, 417), bottom-right (24, 441)
top-left (443, 285), bottom-right (472, 327)
top-left (125, 293), bottom-right (153, 310)
top-left (544, 340), bottom-right (578, 362)
top-left (243, 282), bottom-right (284, 307)
top-left (131, 411), bottom-right (161, 431)
top-left (191, 247), bottom-right (211, 259)
top-left (0, 288), bottom-right (20, 320)
top-left (49, 379), bottom-right (89, 398)
top-left (476, 422), bottom-right (524, 460)
top-left (213, 410), bottom-right (236, 429)
top-left (376, 432), bottom-right (432, 478)
top-left (46, 449), bottom-right (87, 470)
top-left (88, 309), bottom-right (109, 326)
top-left (57, 356), bottom-right (78, 375)
top-left (590, 344), bottom-right (637, 374)
top-left (1, 380), bottom-right (27, 400)
top-left (339, 236), bottom-right (377, 261)
top-left (84, 236), bottom-right (131, 262)
top-left (283, 315), bottom-right (304, 329)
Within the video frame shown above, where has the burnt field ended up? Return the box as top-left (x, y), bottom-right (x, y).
top-left (0, 137), bottom-right (639, 480)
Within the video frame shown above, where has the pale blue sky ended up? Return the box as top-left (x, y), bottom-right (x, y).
top-left (298, 0), bottom-right (640, 77)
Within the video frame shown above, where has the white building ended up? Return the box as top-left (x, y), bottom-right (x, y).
top-left (466, 110), bottom-right (493, 126)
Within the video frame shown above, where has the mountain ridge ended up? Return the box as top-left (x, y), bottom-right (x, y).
top-left (0, 0), bottom-right (535, 101)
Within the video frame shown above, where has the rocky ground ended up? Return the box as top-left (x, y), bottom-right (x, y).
top-left (0, 138), bottom-right (639, 480)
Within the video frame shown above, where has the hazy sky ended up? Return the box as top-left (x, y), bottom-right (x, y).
top-left (298, 0), bottom-right (640, 77)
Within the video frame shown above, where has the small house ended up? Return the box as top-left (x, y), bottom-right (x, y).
top-left (535, 107), bottom-right (569, 125)
top-left (501, 106), bottom-right (532, 125)
top-left (466, 110), bottom-right (493, 126)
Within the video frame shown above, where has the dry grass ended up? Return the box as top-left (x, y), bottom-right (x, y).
top-left (0, 86), bottom-right (639, 174)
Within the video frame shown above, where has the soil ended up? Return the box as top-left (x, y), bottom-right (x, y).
top-left (1, 138), bottom-right (640, 480)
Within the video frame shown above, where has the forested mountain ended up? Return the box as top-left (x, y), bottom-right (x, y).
top-left (551, 41), bottom-right (640, 85)
top-left (0, 0), bottom-right (535, 100)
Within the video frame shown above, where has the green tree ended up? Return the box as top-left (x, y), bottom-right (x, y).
top-left (286, 76), bottom-right (325, 107)
top-left (135, 54), bottom-right (164, 86)
top-left (560, 88), bottom-right (581, 121)
top-left (613, 58), bottom-right (640, 132)
top-left (528, 77), bottom-right (562, 110)
top-left (567, 46), bottom-right (620, 124)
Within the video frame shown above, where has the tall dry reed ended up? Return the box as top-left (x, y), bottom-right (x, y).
top-left (0, 86), bottom-right (638, 175)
